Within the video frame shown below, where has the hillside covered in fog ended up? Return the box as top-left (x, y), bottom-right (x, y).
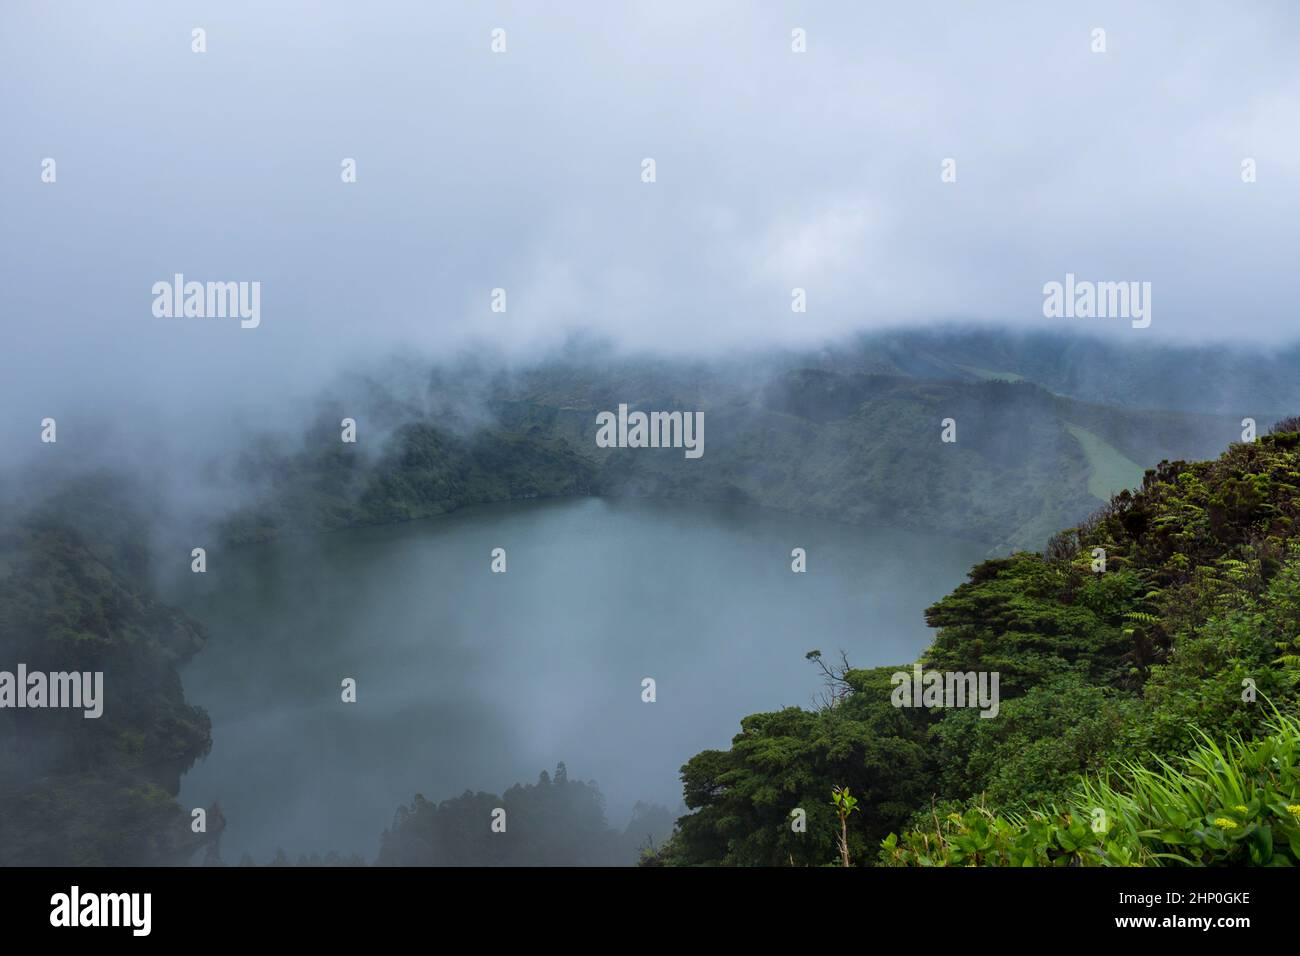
top-left (3, 329), bottom-right (1296, 865)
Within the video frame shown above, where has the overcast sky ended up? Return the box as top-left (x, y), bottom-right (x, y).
top-left (3, 0), bottom-right (1299, 444)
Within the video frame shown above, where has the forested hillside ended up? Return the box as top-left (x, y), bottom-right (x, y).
top-left (2, 334), bottom-right (1291, 867)
top-left (219, 342), bottom-right (1237, 554)
top-left (0, 508), bottom-right (215, 865)
top-left (652, 423), bottom-right (1300, 866)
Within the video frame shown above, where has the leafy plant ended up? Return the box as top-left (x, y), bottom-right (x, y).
top-left (883, 709), bottom-right (1300, 867)
top-left (831, 786), bottom-right (860, 867)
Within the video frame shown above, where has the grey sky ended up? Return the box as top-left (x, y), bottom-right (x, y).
top-left (2, 0), bottom-right (1299, 444)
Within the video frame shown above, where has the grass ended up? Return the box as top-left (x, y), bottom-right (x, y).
top-left (884, 709), bottom-right (1300, 866)
top-left (1065, 422), bottom-right (1144, 501)
top-left (952, 363), bottom-right (1027, 383)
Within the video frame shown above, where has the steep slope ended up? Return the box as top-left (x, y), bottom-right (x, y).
top-left (656, 426), bottom-right (1300, 866)
top-left (0, 515), bottom-right (216, 864)
top-left (222, 359), bottom-right (1235, 554)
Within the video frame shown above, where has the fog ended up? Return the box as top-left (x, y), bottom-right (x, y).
top-left (4, 1), bottom-right (1300, 450)
top-left (3, 1), bottom-right (1300, 866)
top-left (167, 497), bottom-right (987, 858)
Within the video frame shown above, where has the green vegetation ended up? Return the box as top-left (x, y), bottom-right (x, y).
top-left (830, 786), bottom-right (860, 866)
top-left (883, 710), bottom-right (1300, 866)
top-left (0, 514), bottom-right (216, 865)
top-left (952, 363), bottom-right (1027, 384)
top-left (222, 421), bottom-right (596, 546)
top-left (376, 764), bottom-right (673, 866)
top-left (652, 429), bottom-right (1300, 866)
top-left (222, 362), bottom-right (1231, 554)
top-left (1064, 422), bottom-right (1144, 501)
top-left (3, 342), bottom-right (1294, 867)
top-left (206, 764), bottom-right (670, 867)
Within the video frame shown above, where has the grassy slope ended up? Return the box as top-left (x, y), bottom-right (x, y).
top-left (952, 363), bottom-right (1028, 384)
top-left (1064, 422), bottom-right (1145, 500)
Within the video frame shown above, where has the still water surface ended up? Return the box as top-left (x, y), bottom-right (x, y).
top-left (173, 497), bottom-right (988, 861)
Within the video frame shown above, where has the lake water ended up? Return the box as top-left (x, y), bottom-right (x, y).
top-left (172, 496), bottom-right (988, 862)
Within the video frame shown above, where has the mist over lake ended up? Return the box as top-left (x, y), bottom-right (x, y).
top-left (167, 496), bottom-right (987, 861)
